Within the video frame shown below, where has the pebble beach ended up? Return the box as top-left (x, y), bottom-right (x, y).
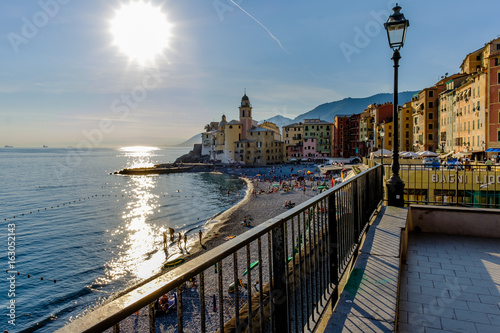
top-left (105, 163), bottom-right (334, 332)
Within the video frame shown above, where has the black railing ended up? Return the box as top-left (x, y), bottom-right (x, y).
top-left (58, 165), bottom-right (383, 333)
top-left (378, 161), bottom-right (500, 208)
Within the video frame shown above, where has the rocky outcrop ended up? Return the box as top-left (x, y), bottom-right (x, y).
top-left (175, 144), bottom-right (208, 163)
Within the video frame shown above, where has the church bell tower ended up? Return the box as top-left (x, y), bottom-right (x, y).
top-left (239, 92), bottom-right (253, 140)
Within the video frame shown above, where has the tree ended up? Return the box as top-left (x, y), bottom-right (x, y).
top-left (204, 124), bottom-right (211, 132)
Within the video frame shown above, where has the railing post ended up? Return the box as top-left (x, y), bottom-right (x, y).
top-left (177, 286), bottom-right (183, 333)
top-left (149, 302), bottom-right (156, 333)
top-left (328, 192), bottom-right (339, 309)
top-left (271, 222), bottom-right (289, 333)
top-left (353, 179), bottom-right (359, 242)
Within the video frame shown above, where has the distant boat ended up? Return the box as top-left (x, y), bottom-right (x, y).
top-left (4, 145), bottom-right (13, 148)
top-left (43, 145), bottom-right (48, 148)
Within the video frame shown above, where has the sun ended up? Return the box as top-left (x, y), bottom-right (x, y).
top-left (111, 1), bottom-right (171, 64)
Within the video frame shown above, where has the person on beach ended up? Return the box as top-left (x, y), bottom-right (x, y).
top-left (169, 228), bottom-right (175, 242)
top-left (199, 230), bottom-right (203, 244)
top-left (178, 232), bottom-right (182, 248)
top-left (184, 234), bottom-right (188, 248)
top-left (159, 294), bottom-right (169, 312)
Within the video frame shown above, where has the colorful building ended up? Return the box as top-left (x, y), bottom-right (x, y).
top-left (303, 119), bottom-right (333, 158)
top-left (334, 114), bottom-right (360, 157)
top-left (399, 103), bottom-right (413, 152)
top-left (283, 123), bottom-right (304, 161)
top-left (207, 94), bottom-right (284, 165)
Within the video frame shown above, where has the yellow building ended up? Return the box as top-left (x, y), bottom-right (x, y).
top-left (411, 85), bottom-right (442, 152)
top-left (359, 105), bottom-right (375, 156)
top-left (283, 123), bottom-right (304, 160)
top-left (209, 93), bottom-right (284, 165)
top-left (399, 103), bottom-right (413, 152)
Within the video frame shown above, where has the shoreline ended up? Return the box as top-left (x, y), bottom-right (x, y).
top-left (182, 172), bottom-right (319, 264)
top-left (108, 164), bottom-right (326, 305)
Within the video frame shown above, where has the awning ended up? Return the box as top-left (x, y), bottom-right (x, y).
top-left (439, 151), bottom-right (454, 159)
top-left (486, 148), bottom-right (500, 152)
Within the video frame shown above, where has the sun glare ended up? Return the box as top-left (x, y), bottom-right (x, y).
top-left (111, 1), bottom-right (171, 64)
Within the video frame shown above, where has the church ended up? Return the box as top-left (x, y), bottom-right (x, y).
top-left (201, 94), bottom-right (284, 165)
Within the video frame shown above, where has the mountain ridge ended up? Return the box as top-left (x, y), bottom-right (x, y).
top-left (180, 91), bottom-right (419, 146)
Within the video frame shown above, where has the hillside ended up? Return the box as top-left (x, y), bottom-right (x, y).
top-left (293, 91), bottom-right (417, 124)
top-left (175, 133), bottom-right (201, 147)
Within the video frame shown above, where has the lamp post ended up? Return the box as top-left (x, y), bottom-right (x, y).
top-left (384, 4), bottom-right (409, 207)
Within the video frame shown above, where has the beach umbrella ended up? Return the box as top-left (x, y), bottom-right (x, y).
top-left (370, 149), bottom-right (392, 158)
top-left (406, 152), bottom-right (419, 158)
top-left (417, 151), bottom-right (439, 157)
top-left (306, 171), bottom-right (313, 174)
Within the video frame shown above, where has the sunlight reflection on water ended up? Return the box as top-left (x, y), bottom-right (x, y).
top-left (120, 146), bottom-right (160, 168)
top-left (102, 147), bottom-right (167, 282)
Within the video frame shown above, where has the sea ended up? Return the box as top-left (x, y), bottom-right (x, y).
top-left (0, 146), bottom-right (247, 332)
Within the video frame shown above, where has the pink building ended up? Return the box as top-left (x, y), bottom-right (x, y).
top-left (303, 137), bottom-right (317, 158)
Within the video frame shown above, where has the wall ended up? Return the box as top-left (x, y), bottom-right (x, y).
top-left (408, 205), bottom-right (500, 238)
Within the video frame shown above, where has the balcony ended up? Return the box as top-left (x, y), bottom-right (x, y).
top-left (58, 166), bottom-right (384, 333)
top-left (58, 164), bottom-right (500, 332)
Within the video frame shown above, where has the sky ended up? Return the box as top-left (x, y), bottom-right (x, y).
top-left (0, 0), bottom-right (498, 147)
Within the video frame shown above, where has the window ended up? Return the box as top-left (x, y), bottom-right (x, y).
top-left (497, 44), bottom-right (500, 50)
top-left (429, 124), bottom-right (433, 130)
top-left (498, 72), bottom-right (500, 84)
top-left (476, 55), bottom-right (481, 61)
top-left (428, 134), bottom-right (433, 140)
top-left (406, 132), bottom-right (409, 138)
top-left (406, 123), bottom-right (409, 128)
top-left (429, 91), bottom-right (434, 98)
top-left (496, 58), bottom-right (499, 66)
top-left (429, 113), bottom-right (434, 120)
top-left (498, 130), bottom-right (500, 142)
top-left (429, 102), bottom-right (434, 108)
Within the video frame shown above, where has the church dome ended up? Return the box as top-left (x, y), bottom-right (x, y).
top-left (242, 94), bottom-right (249, 101)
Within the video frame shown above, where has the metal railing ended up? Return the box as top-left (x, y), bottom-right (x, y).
top-left (58, 165), bottom-right (383, 333)
top-left (380, 162), bottom-right (500, 208)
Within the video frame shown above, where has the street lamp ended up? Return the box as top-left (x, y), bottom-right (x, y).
top-left (384, 3), bottom-right (409, 207)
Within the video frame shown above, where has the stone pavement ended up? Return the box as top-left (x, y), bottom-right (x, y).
top-left (323, 206), bottom-right (407, 332)
top-left (398, 233), bottom-right (500, 333)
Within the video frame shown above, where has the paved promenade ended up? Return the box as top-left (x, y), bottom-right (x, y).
top-left (398, 233), bottom-right (500, 332)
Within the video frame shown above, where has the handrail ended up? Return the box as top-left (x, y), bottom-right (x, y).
top-left (58, 164), bottom-right (383, 333)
